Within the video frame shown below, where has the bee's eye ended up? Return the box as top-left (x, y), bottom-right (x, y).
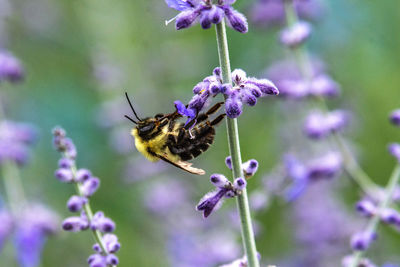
top-left (139, 123), bottom-right (155, 134)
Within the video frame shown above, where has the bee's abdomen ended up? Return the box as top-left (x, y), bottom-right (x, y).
top-left (168, 124), bottom-right (215, 161)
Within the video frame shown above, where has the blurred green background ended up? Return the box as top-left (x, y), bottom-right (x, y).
top-left (1, 0), bottom-right (400, 266)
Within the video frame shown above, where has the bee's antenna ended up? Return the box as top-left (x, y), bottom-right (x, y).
top-left (124, 115), bottom-right (137, 124)
top-left (125, 92), bottom-right (142, 121)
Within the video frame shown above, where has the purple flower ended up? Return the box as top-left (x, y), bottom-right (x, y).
top-left (225, 156), bottom-right (232, 169)
top-left (62, 216), bottom-right (87, 232)
top-left (280, 21), bottom-right (312, 48)
top-left (102, 234), bottom-right (121, 253)
top-left (224, 6), bottom-right (248, 33)
top-left (307, 152), bottom-right (342, 180)
top-left (233, 177), bottom-right (246, 191)
top-left (210, 173), bottom-right (230, 188)
top-left (225, 96), bottom-right (243, 118)
top-left (0, 50), bottom-right (24, 82)
top-left (90, 212), bottom-right (114, 232)
top-left (249, 0), bottom-right (324, 28)
top-left (389, 143), bottom-right (400, 162)
top-left (390, 109), bottom-right (400, 126)
top-left (266, 59), bottom-right (340, 99)
top-left (81, 177), bottom-right (100, 197)
top-left (15, 205), bottom-right (59, 267)
top-left (242, 159), bottom-right (258, 177)
top-left (0, 121), bottom-right (37, 165)
top-left (52, 127), bottom-right (119, 264)
top-left (355, 199), bottom-right (377, 218)
top-left (380, 208), bottom-right (400, 225)
top-left (67, 195), bottom-right (87, 212)
top-left (165, 0), bottom-right (248, 33)
top-left (350, 231), bottom-right (377, 251)
top-left (197, 189), bottom-right (228, 218)
top-left (284, 152), bottom-right (342, 200)
top-left (54, 168), bottom-right (74, 183)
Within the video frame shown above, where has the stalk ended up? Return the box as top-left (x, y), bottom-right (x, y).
top-left (65, 153), bottom-right (115, 266)
top-left (283, 0), bottom-right (380, 196)
top-left (215, 21), bottom-right (259, 267)
top-left (349, 164), bottom-right (400, 267)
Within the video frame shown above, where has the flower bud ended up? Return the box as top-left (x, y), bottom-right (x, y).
top-left (67, 195), bottom-right (87, 212)
top-left (350, 231), bottom-right (376, 251)
top-left (58, 157), bottom-right (74, 169)
top-left (231, 69), bottom-right (247, 85)
top-left (76, 168), bottom-right (92, 182)
top-left (200, 11), bottom-right (212, 29)
top-left (62, 216), bottom-right (86, 232)
top-left (355, 200), bottom-right (376, 218)
top-left (233, 177), bottom-right (247, 191)
top-left (380, 208), bottom-right (400, 224)
top-left (246, 78), bottom-right (279, 95)
top-left (241, 89), bottom-right (257, 106)
top-left (225, 7), bottom-right (248, 33)
top-left (209, 6), bottom-right (224, 24)
top-left (225, 96), bottom-right (243, 118)
top-left (243, 159), bottom-right (258, 177)
top-left (389, 143), bottom-right (400, 162)
top-left (106, 254), bottom-right (119, 265)
top-left (210, 174), bottom-right (229, 188)
top-left (225, 156), bottom-right (232, 170)
top-left (390, 109), bottom-right (400, 126)
top-left (81, 177), bottom-right (100, 197)
top-left (54, 168), bottom-right (74, 183)
top-left (176, 10), bottom-right (199, 30)
top-left (280, 21), bottom-right (311, 48)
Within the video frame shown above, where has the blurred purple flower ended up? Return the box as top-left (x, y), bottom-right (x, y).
top-left (249, 0), bottom-right (324, 28)
top-left (14, 205), bottom-right (59, 267)
top-left (390, 109), bottom-right (400, 127)
top-left (0, 50), bottom-right (24, 82)
top-left (144, 178), bottom-right (188, 215)
top-left (389, 143), bottom-right (400, 162)
top-left (293, 181), bottom-right (360, 266)
top-left (284, 152), bottom-right (342, 200)
top-left (0, 121), bottom-right (38, 165)
top-left (266, 59), bottom-right (340, 99)
top-left (280, 21), bottom-right (312, 48)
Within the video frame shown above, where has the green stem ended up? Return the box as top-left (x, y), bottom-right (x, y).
top-left (283, 0), bottom-right (379, 197)
top-left (215, 21), bottom-right (259, 267)
top-left (66, 154), bottom-right (115, 266)
top-left (349, 164), bottom-right (400, 267)
top-left (1, 161), bottom-right (27, 215)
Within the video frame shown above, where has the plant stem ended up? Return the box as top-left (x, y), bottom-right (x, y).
top-left (215, 21), bottom-right (259, 267)
top-left (283, 0), bottom-right (379, 197)
top-left (349, 164), bottom-right (400, 267)
top-left (1, 161), bottom-right (27, 214)
top-left (66, 154), bottom-right (115, 266)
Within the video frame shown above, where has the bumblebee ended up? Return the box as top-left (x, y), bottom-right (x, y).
top-left (124, 93), bottom-right (225, 175)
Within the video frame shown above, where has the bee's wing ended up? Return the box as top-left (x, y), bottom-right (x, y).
top-left (157, 153), bottom-right (205, 175)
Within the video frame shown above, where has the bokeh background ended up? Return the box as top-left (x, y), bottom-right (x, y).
top-left (1, 0), bottom-right (400, 266)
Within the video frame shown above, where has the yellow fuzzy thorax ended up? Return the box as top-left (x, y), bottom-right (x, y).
top-left (131, 125), bottom-right (180, 163)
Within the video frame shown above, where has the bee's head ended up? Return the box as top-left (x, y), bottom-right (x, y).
top-left (137, 118), bottom-right (156, 136)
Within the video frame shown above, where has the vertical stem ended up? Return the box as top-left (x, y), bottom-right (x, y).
top-left (215, 21), bottom-right (259, 267)
top-left (282, 0), bottom-right (379, 197)
top-left (1, 161), bottom-right (27, 214)
top-left (349, 164), bottom-right (400, 267)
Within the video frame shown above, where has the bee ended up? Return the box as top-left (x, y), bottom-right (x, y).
top-left (124, 93), bottom-right (226, 175)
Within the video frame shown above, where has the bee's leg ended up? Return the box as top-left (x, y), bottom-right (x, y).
top-left (206, 101), bottom-right (224, 115)
top-left (210, 113), bottom-right (226, 126)
top-left (195, 102), bottom-right (224, 124)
